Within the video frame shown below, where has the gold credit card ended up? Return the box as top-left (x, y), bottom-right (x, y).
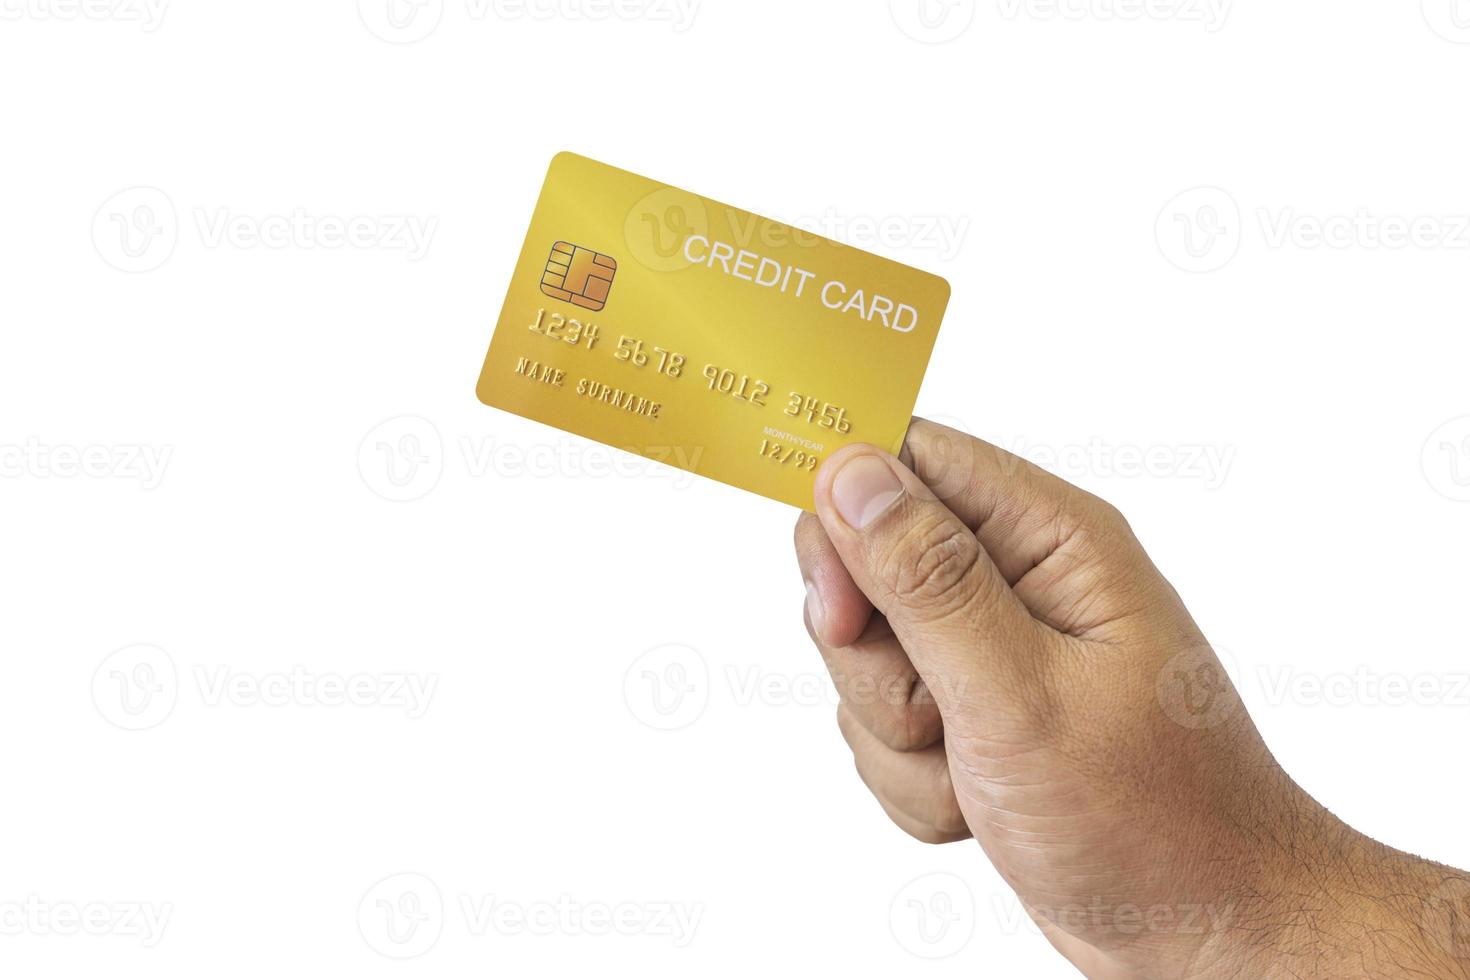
top-left (475, 152), bottom-right (950, 511)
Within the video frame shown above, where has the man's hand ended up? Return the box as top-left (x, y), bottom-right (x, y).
top-left (795, 418), bottom-right (1470, 979)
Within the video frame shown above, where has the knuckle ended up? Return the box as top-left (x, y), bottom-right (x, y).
top-left (1089, 495), bottom-right (1132, 536)
top-left (933, 808), bottom-right (969, 839)
top-left (835, 703), bottom-right (853, 743)
top-left (931, 772), bottom-right (969, 837)
top-left (903, 822), bottom-right (966, 846)
top-left (793, 512), bottom-right (816, 556)
top-left (913, 430), bottom-right (978, 501)
top-left (879, 513), bottom-right (980, 615)
top-left (858, 675), bottom-right (934, 752)
top-left (839, 669), bottom-right (942, 752)
top-left (873, 701), bottom-right (943, 753)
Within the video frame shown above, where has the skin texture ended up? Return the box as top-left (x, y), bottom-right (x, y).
top-left (795, 418), bottom-right (1470, 979)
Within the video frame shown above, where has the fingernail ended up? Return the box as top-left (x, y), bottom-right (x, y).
top-left (804, 580), bottom-right (825, 637)
top-left (832, 454), bottom-right (903, 529)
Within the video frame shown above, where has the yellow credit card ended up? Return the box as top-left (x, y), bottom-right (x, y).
top-left (475, 152), bottom-right (950, 511)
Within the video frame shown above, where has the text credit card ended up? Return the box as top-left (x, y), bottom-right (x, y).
top-left (475, 152), bottom-right (950, 511)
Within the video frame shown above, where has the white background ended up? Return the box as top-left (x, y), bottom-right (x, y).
top-left (3, 0), bottom-right (1469, 975)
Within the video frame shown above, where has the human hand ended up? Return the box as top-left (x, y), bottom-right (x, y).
top-left (795, 418), bottom-right (1470, 978)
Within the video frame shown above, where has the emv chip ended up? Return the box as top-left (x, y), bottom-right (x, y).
top-left (540, 240), bottom-right (617, 311)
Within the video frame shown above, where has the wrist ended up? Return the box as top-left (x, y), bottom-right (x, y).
top-left (1197, 805), bottom-right (1470, 979)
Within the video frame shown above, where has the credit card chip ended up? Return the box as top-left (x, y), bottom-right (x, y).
top-left (541, 241), bottom-right (617, 311)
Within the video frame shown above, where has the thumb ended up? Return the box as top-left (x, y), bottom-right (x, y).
top-left (812, 444), bottom-right (1042, 712)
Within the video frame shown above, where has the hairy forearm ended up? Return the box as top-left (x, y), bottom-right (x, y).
top-left (1199, 817), bottom-right (1470, 979)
